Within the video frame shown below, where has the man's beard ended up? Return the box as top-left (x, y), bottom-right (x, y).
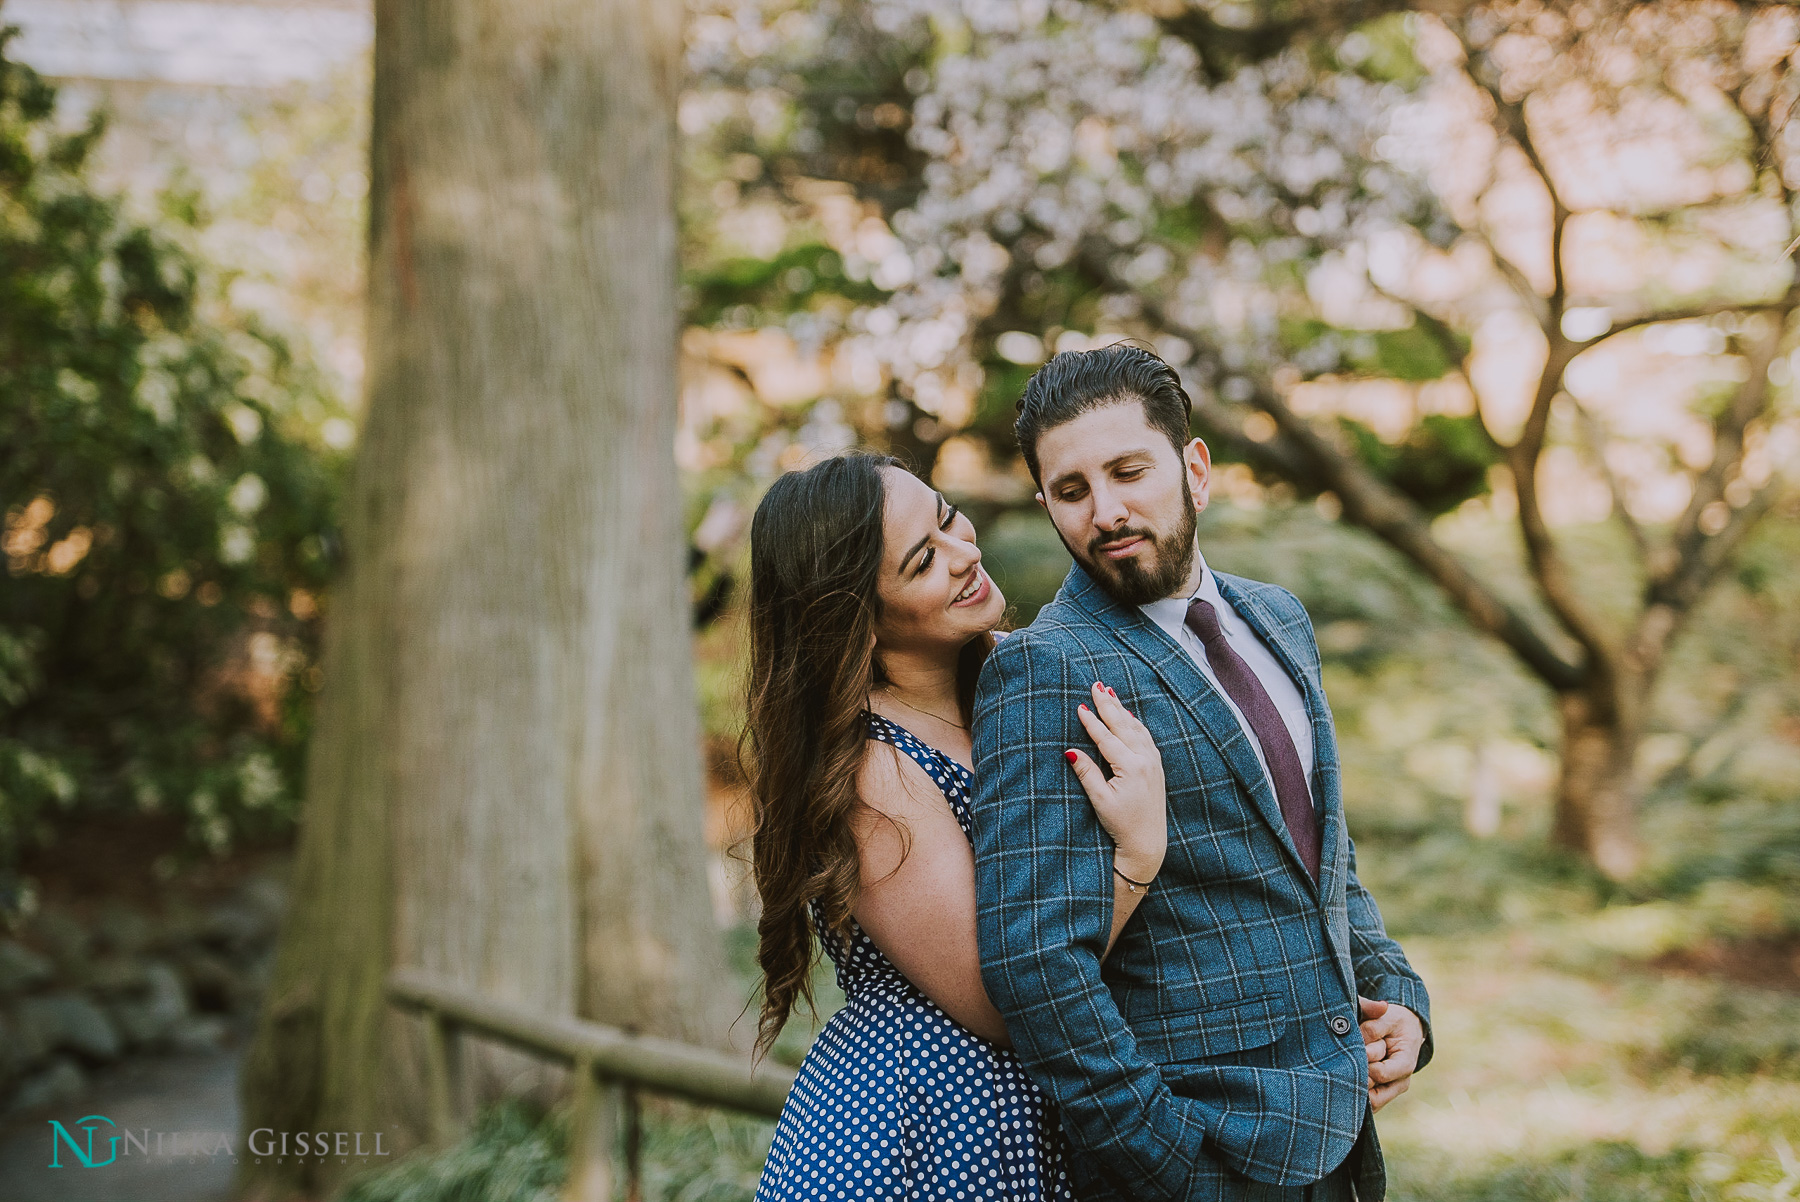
top-left (1061, 494), bottom-right (1199, 607)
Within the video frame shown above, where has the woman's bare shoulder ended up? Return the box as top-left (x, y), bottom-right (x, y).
top-left (856, 737), bottom-right (943, 822)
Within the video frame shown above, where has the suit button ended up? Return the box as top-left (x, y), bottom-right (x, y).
top-left (1329, 1015), bottom-right (1352, 1036)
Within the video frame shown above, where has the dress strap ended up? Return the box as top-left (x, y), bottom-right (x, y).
top-left (863, 711), bottom-right (973, 800)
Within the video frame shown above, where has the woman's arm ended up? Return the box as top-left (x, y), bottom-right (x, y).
top-left (851, 742), bottom-right (1013, 1045)
top-left (852, 686), bottom-right (1166, 1048)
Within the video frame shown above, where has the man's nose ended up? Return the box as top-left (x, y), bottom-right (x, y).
top-left (1091, 485), bottom-right (1129, 530)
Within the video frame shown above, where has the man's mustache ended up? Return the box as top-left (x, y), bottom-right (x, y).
top-left (1088, 526), bottom-right (1159, 560)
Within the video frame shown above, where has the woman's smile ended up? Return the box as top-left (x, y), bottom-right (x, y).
top-left (950, 567), bottom-right (990, 608)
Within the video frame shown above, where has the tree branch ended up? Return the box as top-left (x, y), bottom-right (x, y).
top-left (1728, 74), bottom-right (1796, 210)
top-left (1623, 67), bottom-right (1800, 651)
top-left (1122, 285), bottom-right (1587, 691)
top-left (1663, 473), bottom-right (1786, 614)
top-left (1469, 226), bottom-right (1551, 327)
top-left (1255, 373), bottom-right (1587, 690)
top-left (1634, 471), bottom-right (1788, 679)
top-left (1458, 38), bottom-right (1563, 207)
top-left (1636, 69), bottom-right (1800, 619)
top-left (1189, 391), bottom-right (1316, 481)
top-left (1590, 295), bottom-right (1794, 347)
top-left (1447, 19), bottom-right (1624, 672)
top-left (1362, 281), bottom-right (1511, 452)
top-left (1494, 320), bottom-right (1625, 685)
top-left (1454, 21), bottom-right (1569, 331)
top-left (1569, 399), bottom-right (1649, 565)
top-left (1365, 279), bottom-right (1468, 368)
top-left (1657, 318), bottom-right (1787, 593)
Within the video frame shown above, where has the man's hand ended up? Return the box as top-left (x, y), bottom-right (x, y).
top-left (1358, 996), bottom-right (1423, 1112)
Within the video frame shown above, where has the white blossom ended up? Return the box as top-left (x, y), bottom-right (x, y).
top-left (851, 0), bottom-right (1438, 398)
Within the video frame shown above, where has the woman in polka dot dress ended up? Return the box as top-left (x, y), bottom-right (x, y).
top-left (743, 454), bottom-right (1170, 1202)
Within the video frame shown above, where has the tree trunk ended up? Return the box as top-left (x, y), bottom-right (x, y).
top-left (237, 2), bottom-right (732, 1196)
top-left (1549, 681), bottom-right (1644, 881)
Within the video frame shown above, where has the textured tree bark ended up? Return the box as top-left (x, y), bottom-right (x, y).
top-left (1549, 679), bottom-right (1643, 881)
top-left (237, 2), bottom-right (732, 1196)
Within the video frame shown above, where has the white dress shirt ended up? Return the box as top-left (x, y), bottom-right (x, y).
top-left (1139, 549), bottom-right (1316, 808)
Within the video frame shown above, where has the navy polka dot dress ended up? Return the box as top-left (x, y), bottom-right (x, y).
top-left (755, 712), bottom-right (1073, 1202)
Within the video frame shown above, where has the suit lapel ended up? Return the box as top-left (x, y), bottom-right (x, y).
top-left (1213, 573), bottom-right (1366, 1011)
top-left (1064, 568), bottom-right (1320, 900)
top-left (1213, 577), bottom-right (1348, 902)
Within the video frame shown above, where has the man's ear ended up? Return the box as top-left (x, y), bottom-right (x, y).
top-left (1035, 490), bottom-right (1047, 510)
top-left (1185, 437), bottom-right (1213, 512)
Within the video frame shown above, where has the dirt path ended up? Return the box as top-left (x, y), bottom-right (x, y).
top-left (0, 1048), bottom-right (240, 1202)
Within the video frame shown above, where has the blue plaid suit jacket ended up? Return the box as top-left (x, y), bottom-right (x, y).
top-left (972, 563), bottom-right (1432, 1201)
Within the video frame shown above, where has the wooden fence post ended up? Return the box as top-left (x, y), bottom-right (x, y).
top-left (564, 1056), bottom-right (624, 1202)
top-left (624, 1086), bottom-right (642, 1202)
top-left (422, 1009), bottom-right (461, 1146)
top-left (387, 966), bottom-right (794, 1202)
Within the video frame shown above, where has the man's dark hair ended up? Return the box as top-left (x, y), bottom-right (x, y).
top-left (1014, 342), bottom-right (1194, 482)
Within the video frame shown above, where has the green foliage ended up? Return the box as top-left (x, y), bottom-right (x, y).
top-left (1656, 987), bottom-right (1800, 1080)
top-left (1391, 1143), bottom-right (1738, 1202)
top-left (342, 1101), bottom-right (566, 1202)
top-left (1363, 323), bottom-right (1465, 382)
top-left (1278, 316), bottom-right (1467, 385)
top-left (1640, 797), bottom-right (1800, 903)
top-left (1340, 13), bottom-right (1428, 87)
top-left (0, 30), bottom-right (344, 876)
top-left (637, 1098), bottom-right (775, 1202)
top-left (684, 242), bottom-right (883, 327)
top-left (1356, 830), bottom-right (1600, 937)
top-left (1149, 195), bottom-right (1222, 249)
top-left (1340, 414), bottom-right (1499, 516)
top-left (976, 510), bottom-right (1071, 628)
top-left (341, 1096), bottom-right (772, 1202)
top-left (971, 358), bottom-right (1036, 439)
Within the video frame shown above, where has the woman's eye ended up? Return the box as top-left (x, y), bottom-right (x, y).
top-left (917, 549), bottom-right (935, 576)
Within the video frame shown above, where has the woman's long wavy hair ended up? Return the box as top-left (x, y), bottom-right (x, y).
top-left (743, 453), bottom-right (993, 1058)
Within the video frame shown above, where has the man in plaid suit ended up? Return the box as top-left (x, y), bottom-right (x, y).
top-left (971, 344), bottom-right (1432, 1201)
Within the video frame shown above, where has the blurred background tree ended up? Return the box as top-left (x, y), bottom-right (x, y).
top-left (0, 27), bottom-right (345, 893)
top-left (237, 0), bottom-right (734, 1194)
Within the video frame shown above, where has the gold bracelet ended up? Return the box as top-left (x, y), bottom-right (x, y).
top-left (1114, 865), bottom-right (1153, 894)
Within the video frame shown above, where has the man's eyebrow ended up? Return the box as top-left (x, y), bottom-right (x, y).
top-left (897, 493), bottom-right (947, 575)
top-left (1046, 448), bottom-right (1157, 493)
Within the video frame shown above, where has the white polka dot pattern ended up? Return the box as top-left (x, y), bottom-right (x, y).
top-left (755, 713), bottom-right (1073, 1202)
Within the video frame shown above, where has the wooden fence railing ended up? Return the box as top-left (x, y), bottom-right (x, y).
top-left (388, 968), bottom-right (795, 1202)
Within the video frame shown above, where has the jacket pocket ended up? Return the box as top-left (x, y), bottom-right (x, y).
top-left (1128, 993), bottom-right (1289, 1064)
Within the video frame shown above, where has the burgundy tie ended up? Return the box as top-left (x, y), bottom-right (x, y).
top-left (1184, 598), bottom-right (1321, 882)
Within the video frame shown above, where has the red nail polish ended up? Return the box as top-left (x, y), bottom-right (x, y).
top-left (1079, 703), bottom-right (1089, 713)
top-left (1065, 750), bottom-right (1078, 763)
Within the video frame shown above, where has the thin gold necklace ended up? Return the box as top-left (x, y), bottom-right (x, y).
top-left (881, 690), bottom-right (967, 731)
